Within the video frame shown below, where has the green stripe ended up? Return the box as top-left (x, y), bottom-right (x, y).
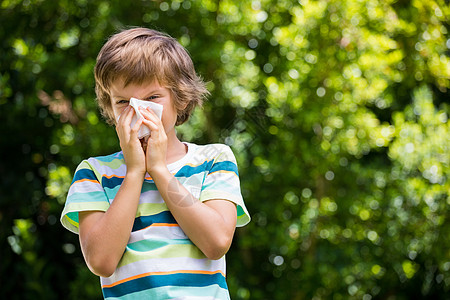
top-left (118, 243), bottom-right (206, 267)
top-left (61, 201), bottom-right (110, 233)
top-left (237, 210), bottom-right (251, 227)
top-left (199, 191), bottom-right (250, 227)
top-left (94, 158), bottom-right (125, 170)
top-left (136, 203), bottom-right (168, 217)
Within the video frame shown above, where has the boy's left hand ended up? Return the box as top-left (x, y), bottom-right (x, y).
top-left (139, 107), bottom-right (168, 175)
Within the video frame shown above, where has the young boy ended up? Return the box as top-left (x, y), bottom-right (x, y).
top-left (60, 27), bottom-right (250, 299)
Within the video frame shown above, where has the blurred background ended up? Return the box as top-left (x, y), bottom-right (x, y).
top-left (0, 0), bottom-right (449, 299)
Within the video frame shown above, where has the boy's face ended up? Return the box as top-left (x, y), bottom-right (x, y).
top-left (108, 78), bottom-right (178, 136)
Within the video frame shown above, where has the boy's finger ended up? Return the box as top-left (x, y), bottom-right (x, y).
top-left (142, 118), bottom-right (158, 131)
top-left (139, 107), bottom-right (156, 117)
top-left (140, 107), bottom-right (161, 125)
top-left (122, 106), bottom-right (135, 126)
top-left (117, 105), bottom-right (130, 124)
top-left (130, 116), bottom-right (143, 138)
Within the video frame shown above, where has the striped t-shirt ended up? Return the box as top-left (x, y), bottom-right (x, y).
top-left (60, 142), bottom-right (250, 299)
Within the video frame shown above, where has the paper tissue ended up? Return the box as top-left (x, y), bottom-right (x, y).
top-left (129, 97), bottom-right (164, 139)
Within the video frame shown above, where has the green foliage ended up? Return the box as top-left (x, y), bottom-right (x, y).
top-left (0, 0), bottom-right (448, 299)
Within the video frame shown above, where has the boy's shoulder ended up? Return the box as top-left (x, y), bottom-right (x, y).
top-left (194, 142), bottom-right (229, 152)
top-left (190, 143), bottom-right (236, 162)
top-left (85, 151), bottom-right (123, 163)
top-left (77, 151), bottom-right (124, 170)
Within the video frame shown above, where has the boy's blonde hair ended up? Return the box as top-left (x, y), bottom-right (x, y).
top-left (94, 27), bottom-right (209, 126)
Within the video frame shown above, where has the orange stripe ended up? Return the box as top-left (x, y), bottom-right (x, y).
top-left (74, 178), bottom-right (98, 184)
top-left (184, 160), bottom-right (209, 168)
top-left (102, 270), bottom-right (225, 288)
top-left (103, 174), bottom-right (125, 179)
top-left (150, 223), bottom-right (179, 227)
top-left (208, 170), bottom-right (237, 176)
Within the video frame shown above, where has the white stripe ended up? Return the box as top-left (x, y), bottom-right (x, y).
top-left (67, 180), bottom-right (104, 197)
top-left (206, 170), bottom-right (238, 181)
top-left (88, 159), bottom-right (127, 176)
top-left (101, 256), bottom-right (226, 286)
top-left (203, 173), bottom-right (240, 193)
top-left (139, 190), bottom-right (164, 203)
top-left (129, 225), bottom-right (188, 243)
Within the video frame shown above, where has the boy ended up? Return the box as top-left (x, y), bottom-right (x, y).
top-left (60, 27), bottom-right (250, 299)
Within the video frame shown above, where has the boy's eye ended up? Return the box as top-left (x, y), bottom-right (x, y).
top-left (116, 100), bottom-right (129, 104)
top-left (145, 95), bottom-right (159, 101)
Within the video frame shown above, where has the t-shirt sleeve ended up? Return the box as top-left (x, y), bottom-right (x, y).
top-left (199, 145), bottom-right (250, 227)
top-left (60, 159), bottom-right (110, 234)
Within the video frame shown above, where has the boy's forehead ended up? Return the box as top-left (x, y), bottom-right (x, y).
top-left (109, 77), bottom-right (167, 98)
top-left (108, 77), bottom-right (127, 96)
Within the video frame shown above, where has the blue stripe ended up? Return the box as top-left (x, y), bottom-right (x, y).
top-left (67, 191), bottom-right (109, 203)
top-left (72, 168), bottom-right (98, 184)
top-left (126, 238), bottom-right (192, 252)
top-left (210, 161), bottom-right (239, 176)
top-left (104, 284), bottom-right (230, 300)
top-left (132, 211), bottom-right (177, 232)
top-left (141, 182), bottom-right (157, 192)
top-left (102, 272), bottom-right (228, 298)
top-left (104, 185), bottom-right (120, 198)
top-left (101, 176), bottom-right (124, 189)
top-left (94, 152), bottom-right (123, 162)
top-left (176, 160), bottom-right (214, 177)
top-left (176, 160), bottom-right (238, 178)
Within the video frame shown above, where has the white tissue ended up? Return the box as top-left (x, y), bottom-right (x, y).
top-left (129, 97), bottom-right (163, 139)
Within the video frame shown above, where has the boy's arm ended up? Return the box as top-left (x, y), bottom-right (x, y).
top-left (141, 107), bottom-right (238, 259)
top-left (152, 169), bottom-right (237, 260)
top-left (79, 106), bottom-right (147, 277)
top-left (78, 171), bottom-right (144, 277)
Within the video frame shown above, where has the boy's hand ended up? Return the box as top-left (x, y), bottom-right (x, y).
top-left (116, 106), bottom-right (146, 176)
top-left (140, 107), bottom-right (168, 176)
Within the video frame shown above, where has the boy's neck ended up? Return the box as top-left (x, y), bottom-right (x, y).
top-left (165, 129), bottom-right (188, 165)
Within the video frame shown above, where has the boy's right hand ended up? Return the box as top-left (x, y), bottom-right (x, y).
top-left (115, 106), bottom-right (146, 176)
